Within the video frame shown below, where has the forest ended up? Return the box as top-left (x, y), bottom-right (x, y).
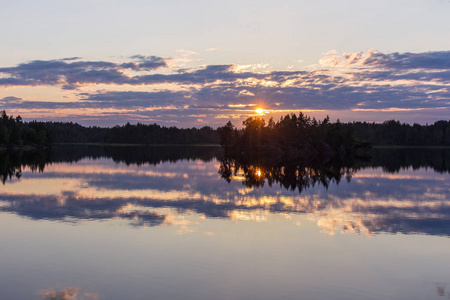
top-left (217, 113), bottom-right (450, 193)
top-left (218, 113), bottom-right (450, 158)
top-left (0, 111), bottom-right (50, 149)
top-left (218, 113), bottom-right (366, 163)
top-left (42, 121), bottom-right (220, 144)
top-left (1, 110), bottom-right (450, 148)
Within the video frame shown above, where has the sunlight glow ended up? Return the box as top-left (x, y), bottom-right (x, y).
top-left (255, 108), bottom-right (264, 115)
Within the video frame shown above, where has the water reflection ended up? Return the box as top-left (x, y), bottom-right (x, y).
top-left (0, 146), bottom-right (449, 237)
top-left (0, 150), bottom-right (48, 183)
top-left (50, 144), bottom-right (221, 165)
top-left (40, 287), bottom-right (98, 300)
top-left (218, 156), bottom-right (357, 191)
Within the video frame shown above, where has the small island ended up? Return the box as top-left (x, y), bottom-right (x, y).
top-left (218, 112), bottom-right (371, 164)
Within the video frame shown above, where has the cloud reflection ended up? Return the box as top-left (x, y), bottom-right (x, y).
top-left (0, 146), bottom-right (449, 236)
top-left (40, 287), bottom-right (98, 300)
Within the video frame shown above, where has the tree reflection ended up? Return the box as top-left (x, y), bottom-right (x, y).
top-left (2, 146), bottom-right (450, 186)
top-left (1, 146), bottom-right (450, 237)
top-left (219, 155), bottom-right (358, 192)
top-left (50, 144), bottom-right (222, 165)
top-left (0, 145), bottom-right (222, 183)
top-left (219, 148), bottom-right (450, 192)
top-left (0, 150), bottom-right (48, 184)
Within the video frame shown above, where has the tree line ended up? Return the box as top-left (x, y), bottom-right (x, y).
top-left (352, 119), bottom-right (450, 146)
top-left (218, 113), bottom-right (450, 160)
top-left (0, 111), bottom-right (50, 149)
top-left (1, 110), bottom-right (450, 148)
top-left (0, 111), bottom-right (219, 147)
top-left (42, 121), bottom-right (220, 144)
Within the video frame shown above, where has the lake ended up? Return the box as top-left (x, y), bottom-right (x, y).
top-left (1, 145), bottom-right (449, 300)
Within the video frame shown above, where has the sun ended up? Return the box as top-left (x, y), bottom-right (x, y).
top-left (255, 108), bottom-right (264, 115)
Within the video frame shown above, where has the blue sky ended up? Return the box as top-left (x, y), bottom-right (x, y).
top-left (1, 0), bottom-right (450, 127)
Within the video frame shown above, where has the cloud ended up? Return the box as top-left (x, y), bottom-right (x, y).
top-left (357, 50), bottom-right (450, 69)
top-left (122, 55), bottom-right (168, 71)
top-left (0, 56), bottom-right (169, 89)
top-left (1, 50), bottom-right (450, 125)
top-left (0, 96), bottom-right (23, 103)
top-left (78, 90), bottom-right (190, 108)
top-left (320, 49), bottom-right (450, 70)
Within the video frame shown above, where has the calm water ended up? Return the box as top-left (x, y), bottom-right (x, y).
top-left (1, 146), bottom-right (450, 300)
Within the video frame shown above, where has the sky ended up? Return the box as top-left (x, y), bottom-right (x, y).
top-left (1, 0), bottom-right (450, 127)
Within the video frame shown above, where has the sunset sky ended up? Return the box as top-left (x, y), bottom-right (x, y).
top-left (1, 0), bottom-right (450, 127)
